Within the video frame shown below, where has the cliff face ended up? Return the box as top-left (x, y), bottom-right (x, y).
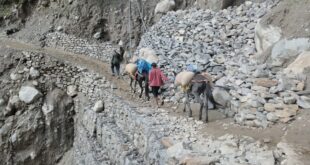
top-left (1, 0), bottom-right (198, 47)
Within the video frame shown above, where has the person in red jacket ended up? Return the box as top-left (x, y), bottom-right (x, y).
top-left (149, 63), bottom-right (168, 108)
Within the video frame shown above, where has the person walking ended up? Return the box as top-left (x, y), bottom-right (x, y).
top-left (110, 47), bottom-right (124, 77)
top-left (148, 63), bottom-right (168, 108)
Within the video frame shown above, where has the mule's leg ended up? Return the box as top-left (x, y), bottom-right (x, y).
top-left (204, 93), bottom-right (209, 123)
top-left (130, 77), bottom-right (134, 92)
top-left (195, 93), bottom-right (203, 121)
top-left (138, 78), bottom-right (144, 98)
top-left (134, 76), bottom-right (138, 93)
top-left (145, 76), bottom-right (150, 101)
top-left (115, 64), bottom-right (120, 76)
top-left (183, 93), bottom-right (187, 112)
top-left (111, 63), bottom-right (115, 76)
top-left (185, 93), bottom-right (192, 117)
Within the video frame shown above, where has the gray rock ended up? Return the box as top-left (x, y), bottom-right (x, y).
top-left (267, 113), bottom-right (279, 122)
top-left (271, 38), bottom-right (310, 67)
top-left (4, 95), bottom-right (21, 116)
top-left (297, 96), bottom-right (310, 109)
top-left (245, 113), bottom-right (256, 120)
top-left (93, 32), bottom-right (101, 39)
top-left (155, 0), bottom-right (175, 14)
top-left (56, 26), bottom-right (63, 32)
top-left (93, 100), bottom-right (104, 113)
top-left (29, 67), bottom-right (40, 78)
top-left (10, 73), bottom-right (22, 81)
top-left (19, 86), bottom-right (42, 104)
top-left (283, 96), bottom-right (296, 104)
top-left (67, 85), bottom-right (78, 97)
top-left (253, 69), bottom-right (269, 78)
top-left (213, 87), bottom-right (231, 107)
top-left (255, 20), bottom-right (282, 54)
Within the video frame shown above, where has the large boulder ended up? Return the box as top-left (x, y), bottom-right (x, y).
top-left (93, 100), bottom-right (104, 113)
top-left (297, 96), bottom-right (310, 109)
top-left (213, 87), bottom-right (231, 107)
top-left (19, 86), bottom-right (42, 104)
top-left (271, 38), bottom-right (310, 67)
top-left (255, 20), bottom-right (282, 54)
top-left (42, 88), bottom-right (73, 124)
top-left (284, 51), bottom-right (310, 74)
top-left (4, 95), bottom-right (21, 116)
top-left (196, 0), bottom-right (235, 11)
top-left (155, 0), bottom-right (175, 14)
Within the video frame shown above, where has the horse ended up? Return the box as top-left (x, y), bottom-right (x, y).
top-left (124, 63), bottom-right (150, 101)
top-left (174, 71), bottom-right (219, 123)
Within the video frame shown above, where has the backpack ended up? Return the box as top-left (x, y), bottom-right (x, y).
top-left (137, 59), bottom-right (151, 74)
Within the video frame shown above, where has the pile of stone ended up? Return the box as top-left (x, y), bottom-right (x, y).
top-left (45, 32), bottom-right (118, 62)
top-left (133, 0), bottom-right (310, 127)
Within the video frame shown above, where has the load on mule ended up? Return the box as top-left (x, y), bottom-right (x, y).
top-left (174, 69), bottom-right (218, 123)
top-left (123, 48), bottom-right (159, 100)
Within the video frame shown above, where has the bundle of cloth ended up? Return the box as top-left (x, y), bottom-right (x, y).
top-left (174, 64), bottom-right (213, 91)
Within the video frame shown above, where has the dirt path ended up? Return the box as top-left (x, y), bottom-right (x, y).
top-left (1, 38), bottom-right (310, 161)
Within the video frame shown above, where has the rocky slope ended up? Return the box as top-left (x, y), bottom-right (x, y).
top-left (0, 48), bottom-right (75, 164)
top-left (134, 0), bottom-right (310, 129)
top-left (0, 0), bottom-right (267, 48)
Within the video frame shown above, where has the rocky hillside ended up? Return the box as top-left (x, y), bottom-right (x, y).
top-left (1, 0), bottom-right (268, 47)
top-left (0, 48), bottom-right (75, 164)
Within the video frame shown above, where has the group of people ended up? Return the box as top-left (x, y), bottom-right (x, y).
top-left (110, 47), bottom-right (168, 108)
